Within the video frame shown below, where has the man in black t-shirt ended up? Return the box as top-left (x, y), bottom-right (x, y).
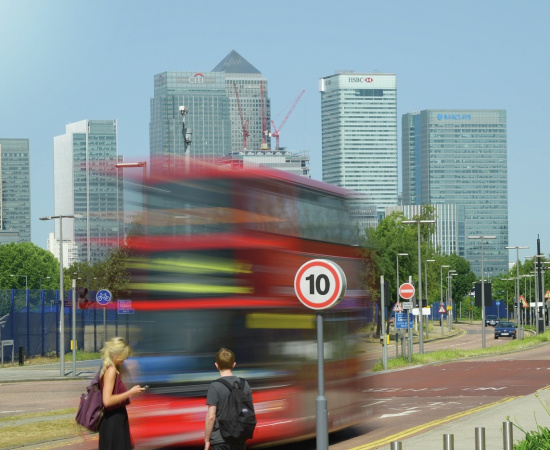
top-left (205, 348), bottom-right (253, 450)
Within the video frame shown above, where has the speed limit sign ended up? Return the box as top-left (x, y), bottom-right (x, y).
top-left (294, 259), bottom-right (347, 310)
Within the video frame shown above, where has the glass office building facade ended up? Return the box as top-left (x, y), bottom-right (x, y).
top-left (150, 71), bottom-right (230, 174)
top-left (53, 120), bottom-right (123, 264)
top-left (0, 139), bottom-right (31, 243)
top-left (402, 110), bottom-right (508, 276)
top-left (150, 50), bottom-right (270, 174)
top-left (319, 73), bottom-right (398, 223)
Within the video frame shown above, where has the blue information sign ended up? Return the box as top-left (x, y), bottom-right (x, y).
top-left (496, 301), bottom-right (500, 306)
top-left (117, 300), bottom-right (134, 315)
top-left (395, 312), bottom-right (414, 329)
top-left (96, 289), bottom-right (112, 306)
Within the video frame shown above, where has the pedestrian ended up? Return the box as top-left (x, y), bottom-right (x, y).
top-left (204, 348), bottom-right (255, 450)
top-left (99, 337), bottom-right (146, 450)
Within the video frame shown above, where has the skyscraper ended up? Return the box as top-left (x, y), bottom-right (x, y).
top-left (319, 73), bottom-right (398, 224)
top-left (150, 70), bottom-right (230, 174)
top-left (53, 120), bottom-right (123, 264)
top-left (0, 138), bottom-right (31, 243)
top-left (402, 110), bottom-right (508, 276)
top-left (213, 50), bottom-right (270, 154)
top-left (149, 51), bottom-right (270, 174)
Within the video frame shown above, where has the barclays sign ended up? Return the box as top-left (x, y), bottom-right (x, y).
top-left (437, 113), bottom-right (472, 120)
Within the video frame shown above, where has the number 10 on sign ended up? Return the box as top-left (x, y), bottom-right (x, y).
top-left (294, 259), bottom-right (347, 310)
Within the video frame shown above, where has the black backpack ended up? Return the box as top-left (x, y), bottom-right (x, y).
top-left (215, 377), bottom-right (256, 442)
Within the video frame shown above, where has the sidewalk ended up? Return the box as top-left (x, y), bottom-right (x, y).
top-left (0, 359), bottom-right (98, 382)
top-left (391, 389), bottom-right (550, 449)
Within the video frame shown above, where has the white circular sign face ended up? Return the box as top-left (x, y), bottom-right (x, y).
top-left (294, 259), bottom-right (347, 310)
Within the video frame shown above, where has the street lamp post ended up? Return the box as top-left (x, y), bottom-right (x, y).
top-left (403, 219), bottom-right (436, 354)
top-left (469, 235), bottom-right (496, 349)
top-left (440, 265), bottom-right (450, 336)
top-left (526, 254), bottom-right (545, 334)
top-left (506, 246), bottom-right (529, 340)
top-left (114, 161), bottom-right (147, 242)
top-left (396, 253), bottom-right (408, 359)
top-left (39, 214), bottom-right (82, 376)
top-left (425, 259), bottom-right (435, 337)
top-left (39, 276), bottom-right (51, 290)
top-left (396, 253), bottom-right (409, 304)
top-left (447, 271), bottom-right (457, 331)
top-left (10, 274), bottom-right (28, 291)
top-left (11, 274), bottom-right (29, 358)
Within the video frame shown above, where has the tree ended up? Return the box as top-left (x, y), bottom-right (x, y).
top-left (0, 242), bottom-right (59, 316)
top-left (68, 246), bottom-right (133, 302)
top-left (361, 206), bottom-right (478, 333)
top-left (0, 242), bottom-right (59, 290)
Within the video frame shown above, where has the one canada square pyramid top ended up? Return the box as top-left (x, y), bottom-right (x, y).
top-left (212, 50), bottom-right (261, 74)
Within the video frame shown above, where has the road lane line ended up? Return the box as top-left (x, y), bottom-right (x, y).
top-left (350, 396), bottom-right (519, 449)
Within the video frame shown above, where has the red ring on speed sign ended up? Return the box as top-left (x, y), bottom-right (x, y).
top-left (294, 259), bottom-right (347, 310)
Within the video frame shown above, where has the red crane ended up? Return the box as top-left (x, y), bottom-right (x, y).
top-left (233, 82), bottom-right (249, 150)
top-left (270, 90), bottom-right (305, 150)
top-left (260, 80), bottom-right (268, 148)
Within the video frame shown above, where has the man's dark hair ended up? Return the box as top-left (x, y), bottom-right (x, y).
top-left (216, 347), bottom-right (235, 370)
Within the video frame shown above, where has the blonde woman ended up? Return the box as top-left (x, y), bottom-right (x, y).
top-left (99, 337), bottom-right (145, 450)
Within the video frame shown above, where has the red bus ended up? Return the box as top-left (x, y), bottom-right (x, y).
top-left (124, 160), bottom-right (371, 447)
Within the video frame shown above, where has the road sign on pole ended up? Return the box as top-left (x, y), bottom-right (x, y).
top-left (294, 259), bottom-right (347, 450)
top-left (294, 259), bottom-right (347, 310)
top-left (399, 283), bottom-right (415, 300)
top-left (96, 289), bottom-right (112, 306)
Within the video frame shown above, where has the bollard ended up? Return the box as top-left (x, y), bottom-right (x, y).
top-left (18, 346), bottom-right (24, 366)
top-left (443, 433), bottom-right (454, 450)
top-left (475, 427), bottom-right (485, 450)
top-left (503, 421), bottom-right (513, 450)
top-left (390, 441), bottom-right (402, 450)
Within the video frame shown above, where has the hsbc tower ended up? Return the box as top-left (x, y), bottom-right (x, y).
top-left (319, 73), bottom-right (398, 228)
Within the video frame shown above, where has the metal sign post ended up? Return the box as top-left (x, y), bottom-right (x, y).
top-left (96, 289), bottom-right (113, 345)
top-left (294, 259), bottom-right (347, 450)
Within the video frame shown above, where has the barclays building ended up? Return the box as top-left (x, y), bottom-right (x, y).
top-left (402, 109), bottom-right (508, 276)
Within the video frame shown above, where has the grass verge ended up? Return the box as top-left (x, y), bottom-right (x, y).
top-left (14, 350), bottom-right (100, 367)
top-left (372, 330), bottom-right (550, 371)
top-left (0, 408), bottom-right (81, 449)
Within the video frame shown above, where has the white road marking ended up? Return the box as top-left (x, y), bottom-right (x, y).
top-left (463, 387), bottom-right (507, 391)
top-left (380, 408), bottom-right (420, 418)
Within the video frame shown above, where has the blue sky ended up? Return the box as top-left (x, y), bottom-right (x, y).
top-left (1, 0), bottom-right (549, 263)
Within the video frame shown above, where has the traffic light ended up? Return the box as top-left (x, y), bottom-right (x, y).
top-left (474, 282), bottom-right (492, 307)
top-left (78, 287), bottom-right (90, 309)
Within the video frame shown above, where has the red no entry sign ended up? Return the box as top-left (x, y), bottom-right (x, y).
top-left (399, 283), bottom-right (415, 300)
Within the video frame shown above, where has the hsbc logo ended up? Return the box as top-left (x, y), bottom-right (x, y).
top-left (189, 73), bottom-right (205, 83)
top-left (348, 77), bottom-right (374, 83)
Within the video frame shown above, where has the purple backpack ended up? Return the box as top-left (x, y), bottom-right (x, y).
top-left (75, 371), bottom-right (104, 432)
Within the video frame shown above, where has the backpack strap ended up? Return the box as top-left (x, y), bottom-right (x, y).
top-left (215, 377), bottom-right (245, 391)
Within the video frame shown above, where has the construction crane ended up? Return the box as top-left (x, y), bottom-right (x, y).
top-left (233, 82), bottom-right (249, 150)
top-left (260, 80), bottom-right (269, 149)
top-left (270, 90), bottom-right (305, 150)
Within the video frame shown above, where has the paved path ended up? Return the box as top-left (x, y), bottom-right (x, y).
top-left (1, 322), bottom-right (546, 450)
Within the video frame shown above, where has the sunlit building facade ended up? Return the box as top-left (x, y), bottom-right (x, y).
top-left (319, 73), bottom-right (398, 223)
top-left (0, 139), bottom-right (31, 243)
top-left (402, 110), bottom-right (508, 276)
top-left (150, 51), bottom-right (270, 174)
top-left (53, 120), bottom-right (123, 264)
top-left (150, 71), bottom-right (230, 174)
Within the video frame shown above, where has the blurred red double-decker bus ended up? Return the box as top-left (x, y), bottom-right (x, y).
top-left (124, 160), bottom-right (371, 448)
